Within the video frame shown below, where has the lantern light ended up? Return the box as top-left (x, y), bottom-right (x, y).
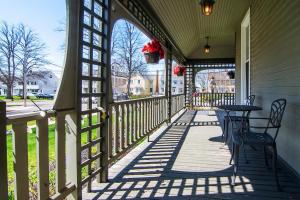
top-left (200, 0), bottom-right (215, 16)
top-left (204, 36), bottom-right (211, 54)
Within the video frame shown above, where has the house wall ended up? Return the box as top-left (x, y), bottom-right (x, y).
top-left (236, 0), bottom-right (300, 174)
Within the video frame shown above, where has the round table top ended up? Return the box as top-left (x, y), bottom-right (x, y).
top-left (217, 105), bottom-right (262, 112)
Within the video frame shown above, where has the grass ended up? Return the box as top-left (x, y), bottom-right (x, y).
top-left (0, 95), bottom-right (53, 102)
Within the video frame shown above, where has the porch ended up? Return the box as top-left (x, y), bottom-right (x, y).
top-left (83, 110), bottom-right (300, 199)
top-left (0, 0), bottom-right (300, 199)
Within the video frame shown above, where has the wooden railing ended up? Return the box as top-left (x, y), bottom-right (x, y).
top-left (0, 100), bottom-right (76, 200)
top-left (171, 94), bottom-right (185, 117)
top-left (193, 93), bottom-right (235, 107)
top-left (108, 96), bottom-right (166, 163)
top-left (0, 95), bottom-right (186, 199)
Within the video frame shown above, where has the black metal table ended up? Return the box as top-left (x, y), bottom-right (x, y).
top-left (218, 105), bottom-right (262, 143)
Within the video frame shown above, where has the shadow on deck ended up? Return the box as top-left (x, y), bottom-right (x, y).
top-left (83, 110), bottom-right (300, 200)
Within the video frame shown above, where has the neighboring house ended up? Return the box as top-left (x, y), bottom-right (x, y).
top-left (111, 71), bottom-right (128, 95)
top-left (130, 71), bottom-right (166, 96)
top-left (208, 71), bottom-right (235, 93)
top-left (195, 71), bottom-right (235, 93)
top-left (13, 71), bottom-right (59, 95)
top-left (0, 83), bottom-right (7, 96)
top-left (171, 76), bottom-right (184, 95)
top-left (159, 67), bottom-right (184, 95)
top-left (130, 73), bottom-right (149, 96)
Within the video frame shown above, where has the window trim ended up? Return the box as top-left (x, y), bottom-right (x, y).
top-left (241, 8), bottom-right (251, 104)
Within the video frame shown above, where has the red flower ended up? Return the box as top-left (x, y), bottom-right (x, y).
top-left (142, 39), bottom-right (164, 59)
top-left (174, 65), bottom-right (186, 76)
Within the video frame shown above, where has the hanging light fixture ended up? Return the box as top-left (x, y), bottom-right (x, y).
top-left (200, 0), bottom-right (215, 16)
top-left (204, 36), bottom-right (211, 54)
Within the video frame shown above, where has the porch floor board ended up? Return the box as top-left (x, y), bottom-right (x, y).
top-left (83, 110), bottom-right (300, 200)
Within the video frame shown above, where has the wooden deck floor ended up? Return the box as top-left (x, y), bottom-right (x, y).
top-left (83, 110), bottom-right (300, 200)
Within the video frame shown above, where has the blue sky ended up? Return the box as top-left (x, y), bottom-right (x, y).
top-left (0, 1), bottom-right (166, 77)
top-left (0, 0), bottom-right (66, 77)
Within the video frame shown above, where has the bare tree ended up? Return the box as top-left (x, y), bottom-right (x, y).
top-left (112, 20), bottom-right (147, 96)
top-left (17, 24), bottom-right (50, 106)
top-left (196, 72), bottom-right (208, 92)
top-left (0, 22), bottom-right (20, 99)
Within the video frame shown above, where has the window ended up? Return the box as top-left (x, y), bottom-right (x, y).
top-left (138, 80), bottom-right (141, 84)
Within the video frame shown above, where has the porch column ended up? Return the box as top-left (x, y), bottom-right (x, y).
top-left (0, 101), bottom-right (8, 200)
top-left (166, 44), bottom-right (172, 122)
top-left (192, 66), bottom-right (196, 109)
top-left (185, 65), bottom-right (193, 108)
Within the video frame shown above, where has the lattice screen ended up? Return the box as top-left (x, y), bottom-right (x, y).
top-left (79, 0), bottom-right (110, 192)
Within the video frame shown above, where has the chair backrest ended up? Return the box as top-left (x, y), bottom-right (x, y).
top-left (269, 98), bottom-right (287, 128)
top-left (267, 98), bottom-right (287, 141)
top-left (246, 95), bottom-right (255, 106)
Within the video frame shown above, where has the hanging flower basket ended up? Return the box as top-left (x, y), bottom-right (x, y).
top-left (174, 65), bottom-right (186, 76)
top-left (143, 52), bottom-right (160, 64)
top-left (142, 39), bottom-right (164, 64)
top-left (227, 70), bottom-right (235, 79)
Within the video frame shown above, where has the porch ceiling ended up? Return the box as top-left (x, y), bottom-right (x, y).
top-left (146, 0), bottom-right (250, 59)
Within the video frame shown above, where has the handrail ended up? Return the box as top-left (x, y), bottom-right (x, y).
top-left (7, 109), bottom-right (75, 124)
top-left (111, 94), bottom-right (184, 105)
top-left (111, 95), bottom-right (166, 105)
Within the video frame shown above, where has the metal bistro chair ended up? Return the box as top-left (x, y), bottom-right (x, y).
top-left (222, 95), bottom-right (255, 142)
top-left (231, 98), bottom-right (287, 190)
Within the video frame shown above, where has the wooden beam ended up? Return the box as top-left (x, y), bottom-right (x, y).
top-left (0, 101), bottom-right (8, 200)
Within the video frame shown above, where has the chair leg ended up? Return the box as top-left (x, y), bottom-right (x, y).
top-left (225, 118), bottom-right (229, 143)
top-left (232, 144), bottom-right (240, 186)
top-left (242, 144), bottom-right (249, 164)
top-left (272, 145), bottom-right (281, 191)
top-left (222, 118), bottom-right (225, 139)
top-left (264, 146), bottom-right (269, 168)
top-left (229, 142), bottom-right (235, 165)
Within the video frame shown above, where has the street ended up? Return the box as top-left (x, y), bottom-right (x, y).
top-left (6, 100), bottom-right (54, 116)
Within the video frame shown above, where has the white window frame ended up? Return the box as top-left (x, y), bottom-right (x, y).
top-left (241, 8), bottom-right (251, 104)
